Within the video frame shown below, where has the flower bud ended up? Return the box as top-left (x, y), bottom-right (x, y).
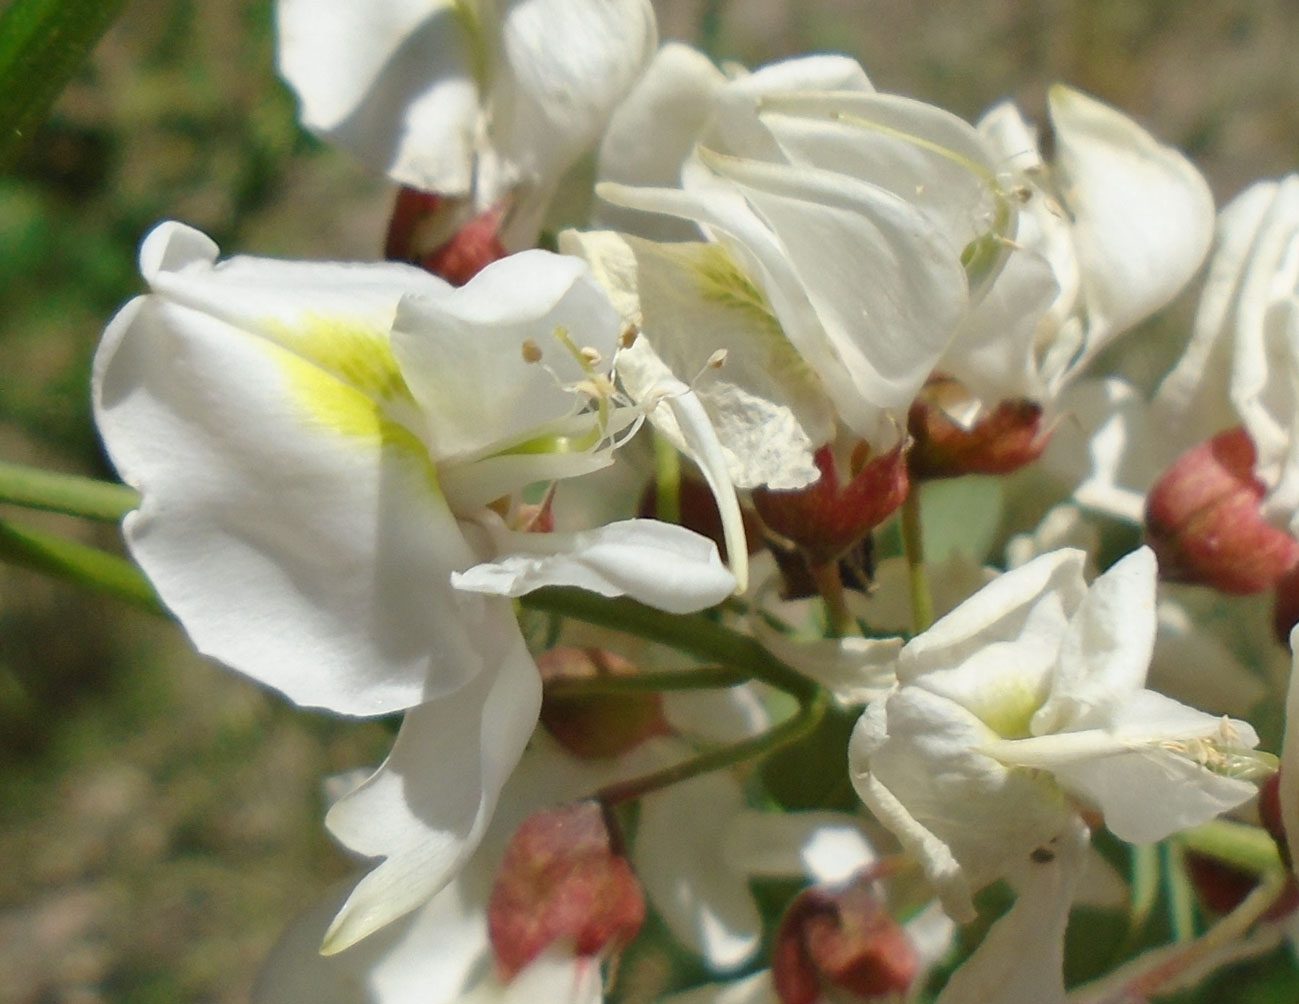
top-left (772, 877), bottom-right (918, 1004)
top-left (383, 185), bottom-right (507, 286)
top-left (752, 444), bottom-right (909, 567)
top-left (536, 647), bottom-right (669, 759)
top-left (1145, 427), bottom-right (1299, 594)
top-left (907, 392), bottom-right (1049, 480)
top-left (488, 801), bottom-right (645, 980)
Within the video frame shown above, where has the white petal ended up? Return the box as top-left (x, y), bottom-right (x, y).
top-left (595, 42), bottom-right (727, 239)
top-left (700, 150), bottom-right (969, 447)
top-left (254, 874), bottom-right (490, 1004)
top-left (635, 772), bottom-right (762, 970)
top-left (93, 223), bottom-right (489, 716)
top-left (393, 250), bottom-right (621, 463)
top-left (453, 518), bottom-right (735, 613)
top-left (277, 0), bottom-right (480, 192)
top-left (1049, 85), bottom-right (1215, 352)
top-left (322, 632), bottom-right (541, 952)
top-left (489, 0), bottom-right (657, 202)
top-left (1031, 546), bottom-right (1157, 734)
top-left (934, 817), bottom-right (1089, 1004)
top-left (566, 228), bottom-right (832, 491)
top-left (758, 90), bottom-right (1010, 263)
top-left (723, 811), bottom-right (877, 884)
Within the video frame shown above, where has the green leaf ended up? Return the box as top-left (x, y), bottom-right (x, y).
top-left (0, 518), bottom-right (163, 615)
top-left (0, 0), bottom-right (130, 172)
top-left (0, 459), bottom-right (138, 521)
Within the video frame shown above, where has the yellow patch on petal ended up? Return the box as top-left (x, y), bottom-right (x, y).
top-left (258, 315), bottom-right (429, 461)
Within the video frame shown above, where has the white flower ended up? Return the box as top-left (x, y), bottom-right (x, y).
top-left (276, 0), bottom-right (657, 249)
top-left (588, 58), bottom-right (1014, 460)
top-left (253, 737), bottom-right (631, 1004)
top-left (943, 86), bottom-right (1215, 419)
top-left (93, 221), bottom-right (737, 949)
top-left (850, 547), bottom-right (1260, 924)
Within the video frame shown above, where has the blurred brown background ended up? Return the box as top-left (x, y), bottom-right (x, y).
top-left (1, 1), bottom-right (1297, 1000)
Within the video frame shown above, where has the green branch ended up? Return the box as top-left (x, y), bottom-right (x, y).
top-left (544, 665), bottom-right (752, 698)
top-left (520, 587), bottom-right (821, 702)
top-left (0, 0), bottom-right (130, 171)
top-left (597, 689), bottom-right (829, 805)
top-left (0, 460), bottom-right (138, 521)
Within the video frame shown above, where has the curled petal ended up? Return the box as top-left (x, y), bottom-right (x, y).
top-left (453, 518), bottom-right (736, 613)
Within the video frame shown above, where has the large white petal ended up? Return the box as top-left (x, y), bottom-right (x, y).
top-left (452, 518), bottom-right (735, 613)
top-left (94, 223), bottom-right (487, 716)
top-left (1049, 85), bottom-right (1215, 354)
top-left (322, 630), bottom-right (542, 952)
top-left (277, 0), bottom-right (480, 192)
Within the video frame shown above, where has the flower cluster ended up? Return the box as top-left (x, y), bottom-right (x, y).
top-left (84, 3), bottom-right (1299, 1003)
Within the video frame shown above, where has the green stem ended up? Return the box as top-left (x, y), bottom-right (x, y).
top-left (899, 487), bottom-right (933, 633)
top-left (652, 431), bottom-right (681, 524)
top-left (1175, 819), bottom-right (1283, 877)
top-left (0, 518), bottom-right (163, 615)
top-left (0, 0), bottom-right (130, 172)
top-left (1127, 843), bottom-right (1160, 943)
top-left (0, 460), bottom-right (138, 522)
top-left (544, 665), bottom-right (752, 698)
top-left (520, 587), bottom-right (820, 703)
top-left (1164, 841), bottom-right (1198, 943)
top-left (810, 560), bottom-right (852, 638)
top-left (597, 689), bottom-right (829, 805)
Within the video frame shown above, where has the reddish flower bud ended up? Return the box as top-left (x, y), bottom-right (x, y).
top-left (907, 394), bottom-right (1049, 480)
top-left (383, 185), bottom-right (508, 286)
top-left (752, 443), bottom-right (909, 567)
top-left (1145, 427), bottom-right (1299, 594)
top-left (772, 877), bottom-right (918, 1004)
top-left (537, 647), bottom-right (669, 759)
top-left (638, 475), bottom-right (763, 563)
top-left (488, 801), bottom-right (645, 980)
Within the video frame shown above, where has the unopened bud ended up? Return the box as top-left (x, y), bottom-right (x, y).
top-left (383, 185), bottom-right (508, 286)
top-left (488, 801), bottom-right (645, 979)
top-left (772, 877), bottom-right (918, 1004)
top-left (752, 443), bottom-right (908, 567)
top-left (1145, 427), bottom-right (1299, 594)
top-left (537, 647), bottom-right (669, 758)
top-left (908, 394), bottom-right (1049, 480)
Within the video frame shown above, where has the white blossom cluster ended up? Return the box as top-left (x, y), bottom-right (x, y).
top-left (90, 2), bottom-right (1299, 1002)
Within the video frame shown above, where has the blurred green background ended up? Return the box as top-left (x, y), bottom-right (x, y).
top-left (1, 0), bottom-right (1298, 1001)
